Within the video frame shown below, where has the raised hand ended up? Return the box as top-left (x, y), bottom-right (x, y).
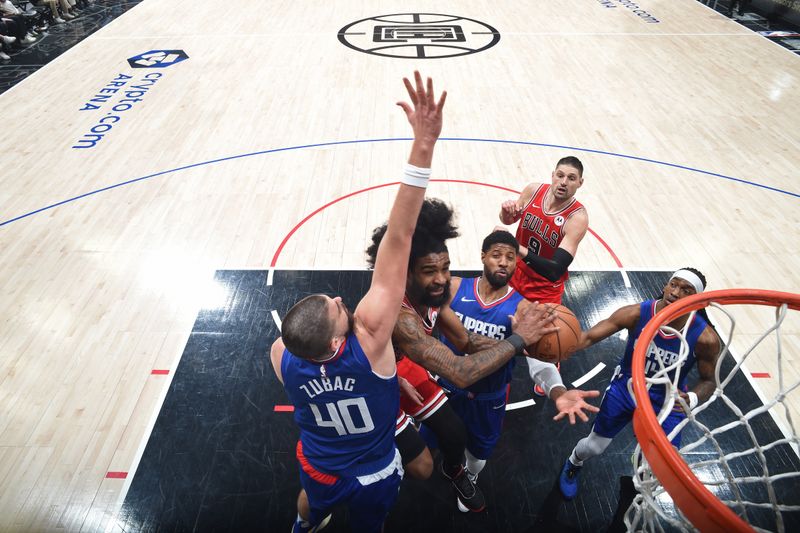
top-left (397, 71), bottom-right (447, 146)
top-left (500, 200), bottom-right (522, 223)
top-left (552, 389), bottom-right (601, 424)
top-left (509, 301), bottom-right (558, 346)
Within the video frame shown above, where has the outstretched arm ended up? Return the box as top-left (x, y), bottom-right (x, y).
top-left (437, 304), bottom-right (500, 354)
top-left (395, 304), bottom-right (557, 389)
top-left (527, 356), bottom-right (600, 424)
top-left (394, 311), bottom-right (513, 389)
top-left (576, 303), bottom-right (640, 351)
top-left (551, 388), bottom-right (601, 424)
top-left (355, 72), bottom-right (447, 366)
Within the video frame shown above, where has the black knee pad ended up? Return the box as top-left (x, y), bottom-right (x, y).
top-left (422, 403), bottom-right (466, 467)
top-left (395, 424), bottom-right (427, 466)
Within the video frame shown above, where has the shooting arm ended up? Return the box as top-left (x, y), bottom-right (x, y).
top-left (395, 311), bottom-right (516, 390)
top-left (436, 304), bottom-right (500, 354)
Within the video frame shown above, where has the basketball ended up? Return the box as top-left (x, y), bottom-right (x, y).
top-left (527, 304), bottom-right (582, 363)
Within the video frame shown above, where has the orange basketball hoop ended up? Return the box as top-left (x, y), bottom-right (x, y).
top-left (628, 289), bottom-right (800, 533)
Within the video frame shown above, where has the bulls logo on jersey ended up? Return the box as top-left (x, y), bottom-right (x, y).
top-left (401, 295), bottom-right (440, 336)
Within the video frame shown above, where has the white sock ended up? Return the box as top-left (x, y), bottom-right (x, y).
top-left (465, 449), bottom-right (487, 477)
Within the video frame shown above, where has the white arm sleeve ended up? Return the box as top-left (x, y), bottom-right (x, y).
top-left (526, 357), bottom-right (565, 396)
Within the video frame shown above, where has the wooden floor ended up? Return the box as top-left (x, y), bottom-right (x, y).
top-left (0, 0), bottom-right (798, 531)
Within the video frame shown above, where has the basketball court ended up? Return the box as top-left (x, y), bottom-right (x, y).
top-left (1, 1), bottom-right (798, 531)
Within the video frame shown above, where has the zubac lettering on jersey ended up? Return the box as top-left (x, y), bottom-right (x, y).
top-left (521, 213), bottom-right (558, 248)
top-left (644, 344), bottom-right (683, 375)
top-left (454, 310), bottom-right (507, 340)
top-left (300, 377), bottom-right (356, 399)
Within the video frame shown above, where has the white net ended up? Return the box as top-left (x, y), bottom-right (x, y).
top-left (624, 295), bottom-right (800, 532)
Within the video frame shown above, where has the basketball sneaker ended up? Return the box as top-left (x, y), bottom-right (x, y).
top-left (558, 458), bottom-right (582, 500)
top-left (291, 513), bottom-right (331, 533)
top-left (441, 463), bottom-right (485, 512)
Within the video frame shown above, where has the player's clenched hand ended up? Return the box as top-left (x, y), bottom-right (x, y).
top-left (397, 71), bottom-right (447, 144)
top-left (509, 301), bottom-right (558, 346)
top-left (500, 200), bottom-right (521, 223)
top-left (553, 389), bottom-right (601, 424)
top-left (673, 391), bottom-right (692, 413)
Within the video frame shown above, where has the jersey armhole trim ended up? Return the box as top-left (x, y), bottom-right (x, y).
top-left (372, 368), bottom-right (397, 380)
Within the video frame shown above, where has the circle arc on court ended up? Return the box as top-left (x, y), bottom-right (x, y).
top-left (2, 137), bottom-right (797, 229)
top-left (268, 178), bottom-right (623, 268)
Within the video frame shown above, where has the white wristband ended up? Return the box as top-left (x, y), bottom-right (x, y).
top-left (401, 164), bottom-right (431, 188)
top-left (687, 391), bottom-right (698, 411)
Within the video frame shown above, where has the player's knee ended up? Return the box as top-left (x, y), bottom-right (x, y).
top-left (396, 423), bottom-right (431, 478)
top-left (425, 405), bottom-right (467, 450)
top-left (404, 447), bottom-right (433, 480)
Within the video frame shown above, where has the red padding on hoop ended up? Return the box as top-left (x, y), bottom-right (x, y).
top-left (751, 372), bottom-right (771, 378)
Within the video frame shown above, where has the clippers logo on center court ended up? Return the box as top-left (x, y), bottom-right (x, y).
top-left (127, 50), bottom-right (189, 69)
top-left (338, 13), bottom-right (499, 59)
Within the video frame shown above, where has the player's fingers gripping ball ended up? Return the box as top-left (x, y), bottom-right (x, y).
top-left (527, 304), bottom-right (581, 363)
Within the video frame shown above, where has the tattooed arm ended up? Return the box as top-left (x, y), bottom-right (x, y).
top-left (436, 304), bottom-right (502, 354)
top-left (396, 303), bottom-right (558, 388)
top-left (434, 304), bottom-right (500, 353)
top-left (464, 331), bottom-right (501, 353)
top-left (394, 309), bottom-right (516, 389)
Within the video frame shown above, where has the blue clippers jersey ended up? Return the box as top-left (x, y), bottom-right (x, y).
top-left (281, 333), bottom-right (398, 476)
top-left (620, 300), bottom-right (707, 392)
top-left (440, 277), bottom-right (525, 393)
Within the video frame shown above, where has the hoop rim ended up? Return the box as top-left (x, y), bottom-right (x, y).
top-left (631, 288), bottom-right (800, 533)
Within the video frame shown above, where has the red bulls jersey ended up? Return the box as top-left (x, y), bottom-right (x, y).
top-left (401, 295), bottom-right (439, 336)
top-left (511, 184), bottom-right (585, 304)
top-left (394, 295), bottom-right (439, 360)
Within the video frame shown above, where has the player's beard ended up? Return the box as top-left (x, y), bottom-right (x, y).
top-left (485, 267), bottom-right (511, 289)
top-left (420, 280), bottom-right (451, 308)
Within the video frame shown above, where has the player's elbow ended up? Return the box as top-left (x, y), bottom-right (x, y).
top-left (446, 372), bottom-right (470, 389)
top-left (541, 268), bottom-right (564, 282)
top-left (534, 262), bottom-right (567, 282)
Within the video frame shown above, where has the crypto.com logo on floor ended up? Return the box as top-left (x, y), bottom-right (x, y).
top-left (127, 50), bottom-right (189, 69)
